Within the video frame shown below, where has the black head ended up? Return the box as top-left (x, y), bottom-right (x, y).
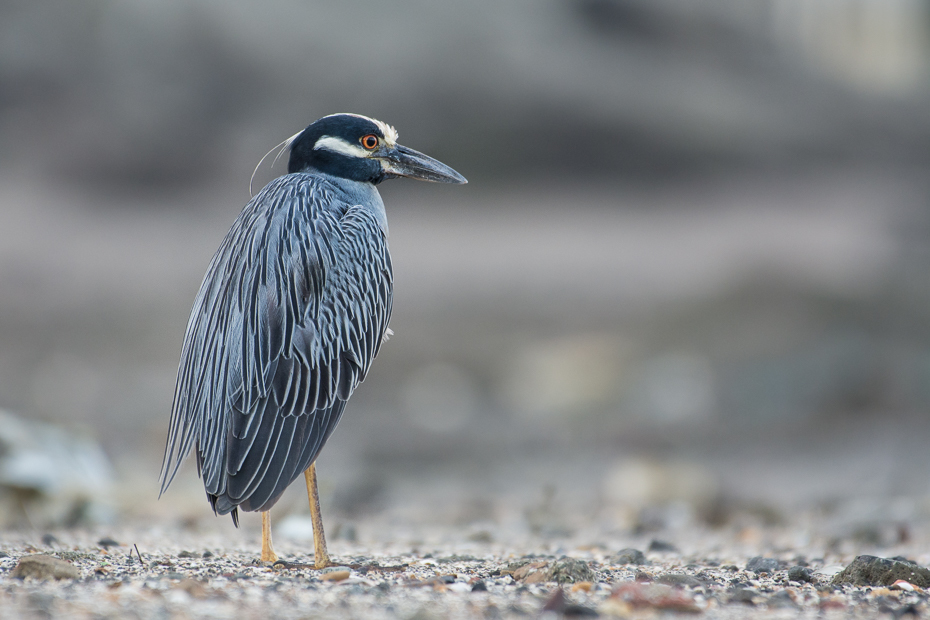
top-left (287, 114), bottom-right (466, 185)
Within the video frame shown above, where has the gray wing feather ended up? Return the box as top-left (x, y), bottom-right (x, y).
top-left (159, 174), bottom-right (393, 513)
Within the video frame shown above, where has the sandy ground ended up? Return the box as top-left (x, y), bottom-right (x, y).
top-left (1, 461), bottom-right (929, 620)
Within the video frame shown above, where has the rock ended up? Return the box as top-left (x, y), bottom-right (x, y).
top-left (471, 580), bottom-right (487, 592)
top-left (767, 590), bottom-right (798, 609)
top-left (11, 555), bottom-right (80, 580)
top-left (562, 604), bottom-right (599, 617)
top-left (548, 558), bottom-right (596, 584)
top-left (831, 555), bottom-right (930, 588)
top-left (648, 539), bottom-right (678, 552)
top-left (656, 573), bottom-right (704, 588)
top-left (787, 565), bottom-right (814, 583)
top-left (0, 409), bottom-right (115, 528)
top-left (97, 537), bottom-right (120, 549)
top-left (612, 583), bottom-right (700, 613)
top-left (511, 561), bottom-right (548, 581)
top-left (320, 568), bottom-right (351, 582)
top-left (541, 587), bottom-right (565, 613)
top-left (41, 534), bottom-right (59, 546)
top-left (746, 557), bottom-right (780, 574)
top-left (613, 548), bottom-right (647, 565)
top-left (177, 550), bottom-right (197, 558)
top-left (728, 587), bottom-right (758, 605)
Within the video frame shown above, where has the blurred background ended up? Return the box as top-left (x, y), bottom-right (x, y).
top-left (1, 0), bottom-right (930, 550)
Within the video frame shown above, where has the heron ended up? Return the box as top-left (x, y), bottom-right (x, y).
top-left (159, 113), bottom-right (466, 566)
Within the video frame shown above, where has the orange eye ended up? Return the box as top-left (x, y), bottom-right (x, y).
top-left (361, 134), bottom-right (379, 150)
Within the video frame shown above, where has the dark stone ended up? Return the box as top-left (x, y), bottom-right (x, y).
top-left (563, 604), bottom-right (599, 617)
top-left (656, 573), bottom-right (704, 588)
top-left (787, 566), bottom-right (814, 583)
top-left (728, 587), bottom-right (757, 605)
top-left (41, 534), bottom-right (59, 546)
top-left (202, 550), bottom-right (213, 558)
top-left (471, 580), bottom-right (488, 592)
top-left (613, 549), bottom-right (646, 565)
top-left (177, 550), bottom-right (197, 558)
top-left (648, 539), bottom-right (678, 552)
top-left (97, 537), bottom-right (120, 549)
top-left (746, 557), bottom-right (780, 574)
top-left (548, 558), bottom-right (596, 584)
top-left (831, 555), bottom-right (930, 588)
top-left (634, 571), bottom-right (652, 582)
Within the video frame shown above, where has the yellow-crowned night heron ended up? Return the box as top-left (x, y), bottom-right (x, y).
top-left (159, 114), bottom-right (466, 565)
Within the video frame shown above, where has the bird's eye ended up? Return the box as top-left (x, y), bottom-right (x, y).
top-left (361, 134), bottom-right (379, 150)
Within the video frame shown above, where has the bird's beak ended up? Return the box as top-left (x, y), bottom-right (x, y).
top-left (377, 144), bottom-right (467, 184)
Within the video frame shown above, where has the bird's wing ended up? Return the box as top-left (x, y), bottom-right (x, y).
top-left (159, 176), bottom-right (393, 511)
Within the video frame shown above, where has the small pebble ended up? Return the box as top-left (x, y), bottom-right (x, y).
top-left (728, 587), bottom-right (757, 605)
top-left (746, 556), bottom-right (780, 574)
top-left (321, 570), bottom-right (351, 582)
top-left (787, 565), bottom-right (813, 583)
top-left (656, 573), bottom-right (703, 588)
top-left (97, 537), bottom-right (120, 549)
top-left (613, 548), bottom-right (646, 565)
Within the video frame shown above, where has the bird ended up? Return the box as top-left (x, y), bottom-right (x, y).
top-left (159, 113), bottom-right (466, 566)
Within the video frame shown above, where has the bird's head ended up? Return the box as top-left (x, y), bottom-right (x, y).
top-left (287, 113), bottom-right (467, 185)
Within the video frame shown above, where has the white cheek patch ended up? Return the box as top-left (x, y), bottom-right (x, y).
top-left (313, 135), bottom-right (370, 158)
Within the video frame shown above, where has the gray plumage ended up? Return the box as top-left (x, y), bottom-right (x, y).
top-left (158, 113), bottom-right (464, 526)
top-left (160, 173), bottom-right (392, 523)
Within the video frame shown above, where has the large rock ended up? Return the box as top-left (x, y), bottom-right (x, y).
top-left (0, 409), bottom-right (114, 528)
top-left (831, 555), bottom-right (930, 588)
top-left (11, 555), bottom-right (80, 580)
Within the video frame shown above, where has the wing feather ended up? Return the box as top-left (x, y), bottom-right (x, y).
top-left (159, 173), bottom-right (393, 516)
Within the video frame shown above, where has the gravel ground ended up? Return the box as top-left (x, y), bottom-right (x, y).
top-left (2, 504), bottom-right (928, 620)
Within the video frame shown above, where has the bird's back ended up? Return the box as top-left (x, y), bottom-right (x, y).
top-left (160, 173), bottom-right (393, 520)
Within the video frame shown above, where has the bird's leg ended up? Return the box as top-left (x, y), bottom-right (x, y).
top-left (261, 510), bottom-right (278, 563)
top-left (304, 463), bottom-right (331, 568)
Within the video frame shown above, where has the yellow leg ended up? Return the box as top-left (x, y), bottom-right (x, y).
top-left (261, 510), bottom-right (278, 563)
top-left (304, 463), bottom-right (331, 568)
